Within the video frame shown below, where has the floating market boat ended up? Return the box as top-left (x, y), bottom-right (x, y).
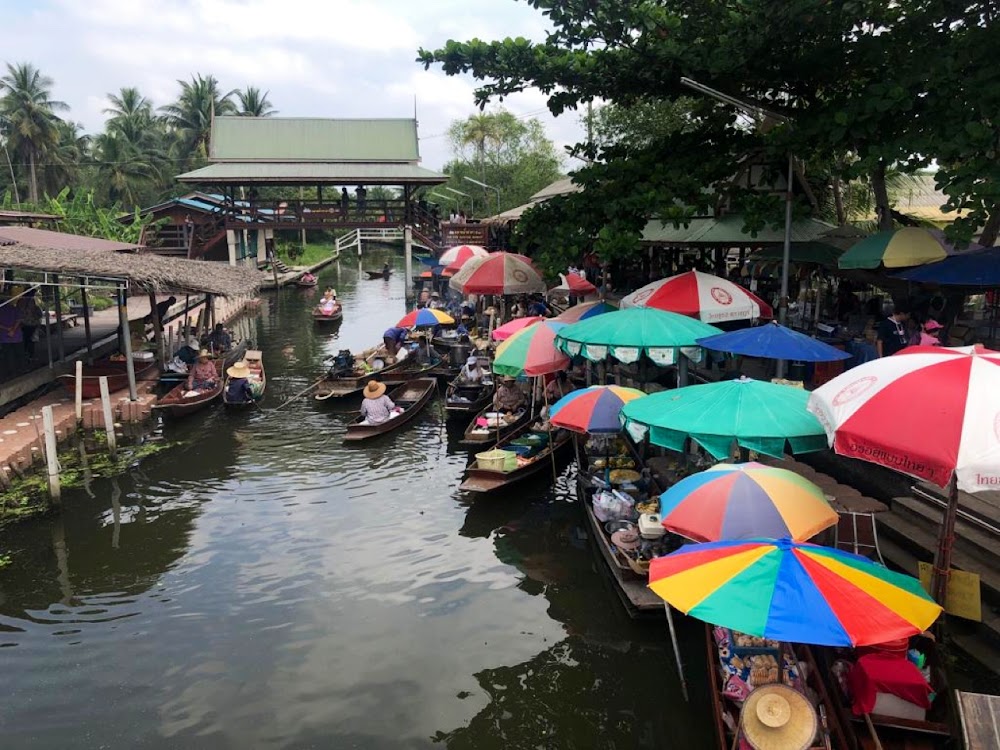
top-left (153, 361), bottom-right (224, 417)
top-left (222, 350), bottom-right (265, 409)
top-left (444, 378), bottom-right (493, 420)
top-left (458, 423), bottom-right (573, 494)
top-left (342, 378), bottom-right (437, 443)
top-left (459, 404), bottom-right (531, 447)
top-left (57, 357), bottom-right (158, 398)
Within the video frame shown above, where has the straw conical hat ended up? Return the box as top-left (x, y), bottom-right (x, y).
top-left (227, 361), bottom-right (250, 379)
top-left (741, 684), bottom-right (817, 750)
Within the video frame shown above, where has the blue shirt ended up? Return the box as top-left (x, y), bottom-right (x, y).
top-left (528, 302), bottom-right (549, 317)
top-left (383, 327), bottom-right (408, 343)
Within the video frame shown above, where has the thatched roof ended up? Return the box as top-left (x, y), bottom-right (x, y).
top-left (0, 244), bottom-right (264, 297)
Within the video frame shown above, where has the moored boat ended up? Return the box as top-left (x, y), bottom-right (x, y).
top-left (312, 305), bottom-right (343, 324)
top-left (297, 274), bottom-right (318, 288)
top-left (57, 358), bottom-right (158, 398)
top-left (159, 339), bottom-right (246, 387)
top-left (458, 423), bottom-right (573, 494)
top-left (343, 378), bottom-right (437, 443)
top-left (445, 378), bottom-right (493, 420)
top-left (153, 361), bottom-right (224, 417)
top-left (223, 350), bottom-right (266, 409)
top-left (459, 403), bottom-right (531, 447)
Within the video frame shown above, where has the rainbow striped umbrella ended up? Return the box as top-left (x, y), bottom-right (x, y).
top-left (491, 316), bottom-right (544, 341)
top-left (397, 308), bottom-right (454, 328)
top-left (494, 320), bottom-right (569, 376)
top-left (648, 538), bottom-right (942, 646)
top-left (549, 385), bottom-right (646, 434)
top-left (554, 300), bottom-right (617, 323)
top-left (658, 462), bottom-right (838, 542)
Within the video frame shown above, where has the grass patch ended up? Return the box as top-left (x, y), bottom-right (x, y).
top-left (276, 242), bottom-right (340, 268)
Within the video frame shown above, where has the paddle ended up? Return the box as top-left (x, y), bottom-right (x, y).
top-left (272, 375), bottom-right (329, 411)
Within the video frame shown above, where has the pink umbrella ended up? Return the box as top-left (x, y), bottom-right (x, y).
top-left (491, 316), bottom-right (544, 341)
top-left (621, 270), bottom-right (772, 323)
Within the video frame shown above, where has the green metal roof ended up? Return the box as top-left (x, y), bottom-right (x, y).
top-left (210, 116), bottom-right (420, 162)
top-left (176, 161), bottom-right (447, 186)
top-left (641, 215), bottom-right (837, 245)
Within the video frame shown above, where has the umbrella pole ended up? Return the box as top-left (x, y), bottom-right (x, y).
top-left (931, 476), bottom-right (960, 604)
top-left (664, 603), bottom-right (689, 702)
top-left (543, 384), bottom-right (558, 488)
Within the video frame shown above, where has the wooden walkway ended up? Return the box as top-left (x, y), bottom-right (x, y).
top-left (956, 691), bottom-right (1000, 750)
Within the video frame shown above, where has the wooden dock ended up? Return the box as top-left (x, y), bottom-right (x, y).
top-left (956, 691), bottom-right (1000, 749)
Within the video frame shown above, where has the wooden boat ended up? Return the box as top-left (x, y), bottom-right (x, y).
top-left (159, 339), bottom-right (246, 387)
top-left (296, 275), bottom-right (318, 288)
top-left (366, 269), bottom-right (391, 279)
top-left (458, 423), bottom-right (574, 494)
top-left (343, 378), bottom-right (437, 443)
top-left (314, 356), bottom-right (409, 400)
top-left (223, 349), bottom-right (265, 409)
top-left (444, 378), bottom-right (493, 419)
top-left (153, 361), bottom-right (224, 417)
top-left (57, 358), bottom-right (158, 398)
top-left (816, 636), bottom-right (953, 750)
top-left (705, 624), bottom-right (851, 750)
top-left (312, 305), bottom-right (343, 324)
top-left (459, 403), bottom-right (531, 447)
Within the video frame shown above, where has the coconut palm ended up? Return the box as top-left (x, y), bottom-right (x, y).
top-left (235, 87), bottom-right (276, 117)
top-left (41, 119), bottom-right (89, 196)
top-left (92, 130), bottom-right (159, 208)
top-left (0, 62), bottom-right (68, 202)
top-left (104, 87), bottom-right (157, 143)
top-left (160, 74), bottom-right (236, 162)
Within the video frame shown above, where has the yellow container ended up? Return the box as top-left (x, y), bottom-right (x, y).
top-left (477, 449), bottom-right (514, 471)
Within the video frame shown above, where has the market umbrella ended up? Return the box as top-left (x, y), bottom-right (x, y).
top-left (397, 308), bottom-right (455, 328)
top-left (838, 227), bottom-right (980, 270)
top-left (493, 320), bottom-right (570, 376)
top-left (893, 245), bottom-right (1000, 286)
top-left (647, 538), bottom-right (942, 646)
top-left (491, 316), bottom-right (544, 342)
top-left (657, 462), bottom-right (839, 542)
top-left (554, 300), bottom-right (617, 323)
top-left (620, 270), bottom-right (773, 323)
top-left (556, 307), bottom-right (722, 365)
top-left (696, 321), bottom-right (851, 362)
top-left (620, 376), bottom-right (827, 459)
top-left (439, 244), bottom-right (488, 269)
top-left (448, 252), bottom-right (545, 295)
top-left (549, 385), bottom-right (646, 434)
top-left (548, 273), bottom-right (598, 297)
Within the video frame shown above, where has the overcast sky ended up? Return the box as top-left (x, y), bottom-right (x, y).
top-left (0, 0), bottom-right (585, 172)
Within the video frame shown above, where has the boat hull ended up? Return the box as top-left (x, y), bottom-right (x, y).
top-left (459, 426), bottom-right (573, 494)
top-left (57, 359), bottom-right (158, 398)
top-left (342, 378), bottom-right (437, 442)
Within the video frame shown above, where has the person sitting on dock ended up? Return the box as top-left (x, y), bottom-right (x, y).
top-left (459, 356), bottom-right (484, 384)
top-left (144, 296), bottom-right (176, 326)
top-left (360, 380), bottom-right (396, 425)
top-left (206, 323), bottom-right (232, 353)
top-left (225, 361), bottom-right (254, 404)
top-left (494, 376), bottom-right (526, 414)
top-left (382, 326), bottom-right (408, 358)
top-left (186, 350), bottom-right (219, 393)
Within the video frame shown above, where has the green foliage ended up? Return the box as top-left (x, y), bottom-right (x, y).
top-left (22, 187), bottom-right (151, 243)
top-left (235, 87), bottom-right (276, 117)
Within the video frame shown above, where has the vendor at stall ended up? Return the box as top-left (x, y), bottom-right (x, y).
top-left (494, 376), bottom-right (526, 413)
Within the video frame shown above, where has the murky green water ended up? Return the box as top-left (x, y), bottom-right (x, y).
top-left (0, 253), bottom-right (711, 749)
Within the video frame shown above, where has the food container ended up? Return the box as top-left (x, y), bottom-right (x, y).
top-left (604, 520), bottom-right (637, 535)
top-left (132, 351), bottom-right (155, 361)
top-left (638, 513), bottom-right (666, 539)
top-left (610, 528), bottom-right (641, 551)
top-left (609, 469), bottom-right (641, 485)
top-left (477, 449), bottom-right (515, 471)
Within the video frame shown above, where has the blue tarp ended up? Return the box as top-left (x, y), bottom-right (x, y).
top-left (894, 246), bottom-right (1000, 287)
top-left (697, 321), bottom-right (851, 362)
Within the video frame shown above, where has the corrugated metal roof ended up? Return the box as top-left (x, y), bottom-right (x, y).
top-left (210, 116), bottom-right (420, 162)
top-left (529, 177), bottom-right (579, 201)
top-left (641, 215), bottom-right (837, 245)
top-left (177, 161), bottom-right (447, 185)
top-left (0, 225), bottom-right (143, 252)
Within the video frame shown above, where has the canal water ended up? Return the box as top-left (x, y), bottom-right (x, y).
top-left (0, 253), bottom-right (711, 749)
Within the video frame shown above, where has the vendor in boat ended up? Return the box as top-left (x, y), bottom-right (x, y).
top-left (225, 360), bottom-right (254, 403)
top-left (360, 380), bottom-right (396, 425)
top-left (494, 376), bottom-right (526, 414)
top-left (382, 326), bottom-right (408, 358)
top-left (206, 323), bottom-right (232, 353)
top-left (544, 370), bottom-right (574, 402)
top-left (318, 291), bottom-right (339, 316)
top-left (186, 350), bottom-right (219, 393)
top-left (459, 356), bottom-right (484, 384)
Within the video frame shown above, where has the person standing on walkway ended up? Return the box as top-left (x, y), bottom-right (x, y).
top-left (356, 186), bottom-right (367, 218)
top-left (340, 187), bottom-right (349, 219)
top-left (876, 302), bottom-right (911, 357)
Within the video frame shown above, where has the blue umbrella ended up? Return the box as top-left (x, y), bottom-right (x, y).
top-left (894, 246), bottom-right (1000, 287)
top-left (696, 321), bottom-right (851, 362)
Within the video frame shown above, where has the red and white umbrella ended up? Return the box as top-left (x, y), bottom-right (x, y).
top-left (621, 270), bottom-right (772, 323)
top-left (448, 252), bottom-right (545, 295)
top-left (439, 244), bottom-right (488, 272)
top-left (807, 345), bottom-right (1000, 493)
top-left (549, 273), bottom-right (598, 297)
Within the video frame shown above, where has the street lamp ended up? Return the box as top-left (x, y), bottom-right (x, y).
top-left (443, 186), bottom-right (473, 216)
top-left (463, 176), bottom-right (501, 215)
top-left (680, 77), bottom-right (795, 377)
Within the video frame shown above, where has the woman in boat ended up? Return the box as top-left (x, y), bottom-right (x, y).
top-left (225, 360), bottom-right (254, 404)
top-left (493, 376), bottom-right (526, 414)
top-left (360, 380), bottom-right (397, 425)
top-left (382, 326), bottom-right (408, 358)
top-left (544, 370), bottom-right (573, 403)
top-left (459, 356), bottom-right (484, 384)
top-left (186, 350), bottom-right (219, 393)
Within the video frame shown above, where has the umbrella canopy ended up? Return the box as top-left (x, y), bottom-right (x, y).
top-left (494, 320), bottom-right (570, 376)
top-left (838, 227), bottom-right (979, 270)
top-left (448, 252), bottom-right (545, 295)
top-left (658, 462), bottom-right (838, 542)
top-left (397, 308), bottom-right (455, 328)
top-left (697, 321), bottom-right (851, 362)
top-left (648, 538), bottom-right (942, 646)
top-left (549, 273), bottom-right (598, 297)
top-left (807, 344), bottom-right (1000, 493)
top-left (620, 376), bottom-right (827, 459)
top-left (554, 300), bottom-right (617, 323)
top-left (620, 270), bottom-right (773, 323)
top-left (491, 316), bottom-right (544, 341)
top-left (893, 245), bottom-right (1000, 287)
top-left (556, 307), bottom-right (722, 365)
top-left (549, 385), bottom-right (646, 434)
top-left (439, 244), bottom-right (488, 269)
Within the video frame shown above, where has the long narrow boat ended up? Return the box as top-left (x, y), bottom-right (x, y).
top-left (153, 361), bottom-right (224, 417)
top-left (366, 269), bottom-right (391, 280)
top-left (342, 378), bottom-right (437, 443)
top-left (458, 424), bottom-right (574, 494)
top-left (459, 403), bottom-right (531, 447)
top-left (445, 378), bottom-right (493, 420)
top-left (159, 340), bottom-right (246, 387)
top-left (314, 355), bottom-right (410, 401)
top-left (223, 350), bottom-right (266, 409)
top-left (57, 358), bottom-right (158, 398)
top-left (312, 305), bottom-right (343, 324)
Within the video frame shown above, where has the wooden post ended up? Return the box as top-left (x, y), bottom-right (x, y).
top-left (118, 285), bottom-right (138, 401)
top-left (74, 360), bottom-right (83, 422)
top-left (148, 290), bottom-right (164, 364)
top-left (99, 376), bottom-right (117, 456)
top-left (404, 225), bottom-right (413, 303)
top-left (41, 405), bottom-right (60, 502)
top-left (53, 273), bottom-right (65, 362)
top-left (79, 278), bottom-right (93, 364)
top-left (166, 325), bottom-right (175, 358)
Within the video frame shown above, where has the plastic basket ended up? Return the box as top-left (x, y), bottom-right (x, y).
top-left (503, 453), bottom-right (519, 472)
top-left (477, 449), bottom-right (514, 471)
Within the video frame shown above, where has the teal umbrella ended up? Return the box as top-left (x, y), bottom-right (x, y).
top-left (619, 377), bottom-right (827, 459)
top-left (555, 307), bottom-right (722, 365)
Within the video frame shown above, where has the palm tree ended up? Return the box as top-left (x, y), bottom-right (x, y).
top-left (104, 87), bottom-right (156, 143)
top-left (160, 74), bottom-right (236, 162)
top-left (235, 87), bottom-right (276, 117)
top-left (0, 62), bottom-right (68, 202)
top-left (92, 130), bottom-right (159, 208)
top-left (41, 119), bottom-right (89, 196)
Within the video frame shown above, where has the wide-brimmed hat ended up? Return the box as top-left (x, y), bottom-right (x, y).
top-left (197, 349), bottom-right (211, 360)
top-left (364, 380), bottom-right (386, 399)
top-left (227, 361), bottom-right (250, 379)
top-left (466, 356), bottom-right (479, 367)
top-left (741, 684), bottom-right (817, 750)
